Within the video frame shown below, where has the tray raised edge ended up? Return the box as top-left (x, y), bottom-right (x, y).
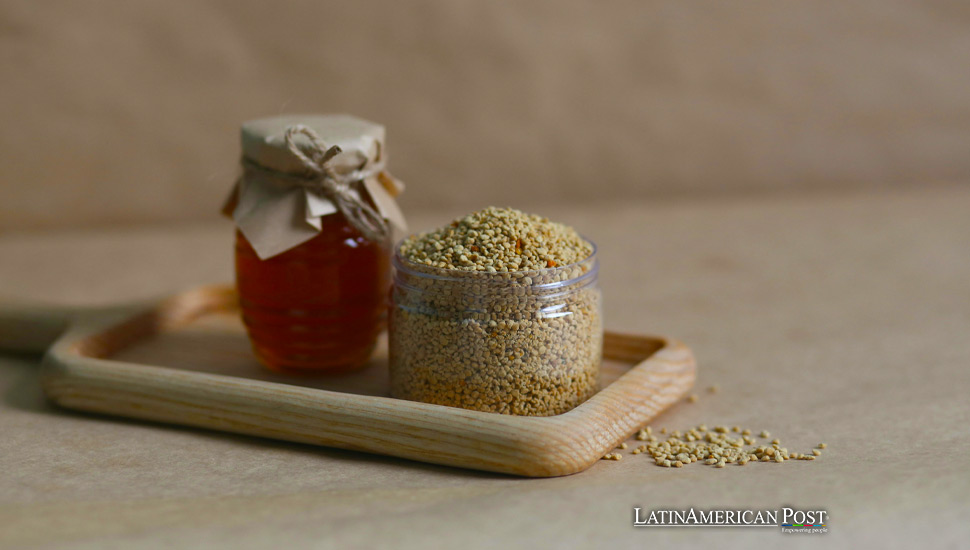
top-left (40, 285), bottom-right (696, 477)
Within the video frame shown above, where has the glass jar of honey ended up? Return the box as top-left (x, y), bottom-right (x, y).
top-left (223, 115), bottom-right (406, 374)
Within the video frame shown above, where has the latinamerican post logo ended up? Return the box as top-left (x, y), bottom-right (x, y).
top-left (633, 507), bottom-right (828, 533)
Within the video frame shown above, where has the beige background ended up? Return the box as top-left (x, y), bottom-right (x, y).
top-left (2, 0), bottom-right (970, 231)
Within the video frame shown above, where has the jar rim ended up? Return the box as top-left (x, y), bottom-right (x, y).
top-left (392, 237), bottom-right (598, 290)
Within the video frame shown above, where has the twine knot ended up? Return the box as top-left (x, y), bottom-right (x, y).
top-left (243, 124), bottom-right (389, 243)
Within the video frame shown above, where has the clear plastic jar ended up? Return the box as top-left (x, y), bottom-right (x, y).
top-left (389, 244), bottom-right (602, 416)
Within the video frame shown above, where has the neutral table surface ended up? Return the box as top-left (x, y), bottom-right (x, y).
top-left (2, 186), bottom-right (969, 549)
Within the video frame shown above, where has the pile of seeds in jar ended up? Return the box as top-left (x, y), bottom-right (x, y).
top-left (389, 207), bottom-right (601, 416)
top-left (398, 206), bottom-right (594, 271)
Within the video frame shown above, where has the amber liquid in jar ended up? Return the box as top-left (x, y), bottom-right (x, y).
top-left (235, 213), bottom-right (389, 374)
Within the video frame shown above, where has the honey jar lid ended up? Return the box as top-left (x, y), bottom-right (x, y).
top-left (224, 114), bottom-right (406, 260)
top-left (241, 114), bottom-right (385, 177)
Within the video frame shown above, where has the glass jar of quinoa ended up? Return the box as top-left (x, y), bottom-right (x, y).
top-left (389, 207), bottom-right (602, 416)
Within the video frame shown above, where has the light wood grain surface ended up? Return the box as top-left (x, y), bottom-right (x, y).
top-left (36, 286), bottom-right (694, 477)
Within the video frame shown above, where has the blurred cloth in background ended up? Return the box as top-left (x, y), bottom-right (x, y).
top-left (1, 0), bottom-right (968, 231)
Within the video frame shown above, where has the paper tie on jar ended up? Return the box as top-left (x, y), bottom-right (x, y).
top-left (223, 115), bottom-right (407, 260)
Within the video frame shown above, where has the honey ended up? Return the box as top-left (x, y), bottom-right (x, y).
top-left (235, 214), bottom-right (389, 373)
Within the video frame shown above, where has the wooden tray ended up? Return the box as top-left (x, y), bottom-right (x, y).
top-left (33, 285), bottom-right (695, 477)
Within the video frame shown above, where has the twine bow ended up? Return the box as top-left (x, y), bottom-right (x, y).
top-left (242, 124), bottom-right (389, 243)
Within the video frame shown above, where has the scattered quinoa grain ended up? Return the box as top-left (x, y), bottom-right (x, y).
top-left (611, 384), bottom-right (824, 472)
top-left (687, 394), bottom-right (699, 403)
top-left (625, 422), bottom-right (824, 470)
